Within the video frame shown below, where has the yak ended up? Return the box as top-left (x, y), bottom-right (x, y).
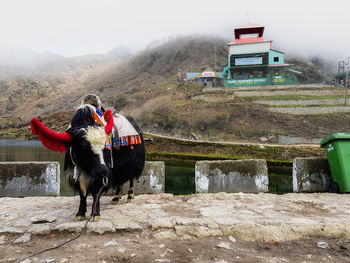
top-left (31, 103), bottom-right (145, 221)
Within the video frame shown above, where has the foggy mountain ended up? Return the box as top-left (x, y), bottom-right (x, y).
top-left (0, 44), bottom-right (134, 77)
top-left (89, 35), bottom-right (230, 97)
top-left (106, 44), bottom-right (133, 61)
top-left (0, 35), bottom-right (335, 80)
top-left (0, 35), bottom-right (335, 124)
top-left (0, 47), bottom-right (67, 75)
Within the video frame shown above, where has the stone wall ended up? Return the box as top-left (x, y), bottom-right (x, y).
top-left (0, 162), bottom-right (60, 197)
top-left (124, 161), bottom-right (165, 194)
top-left (0, 161), bottom-right (165, 197)
top-left (1, 158), bottom-right (334, 196)
top-left (195, 159), bottom-right (268, 193)
top-left (292, 157), bottom-right (331, 192)
top-left (278, 135), bottom-right (323, 145)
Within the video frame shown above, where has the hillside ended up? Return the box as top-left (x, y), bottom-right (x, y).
top-left (0, 36), bottom-right (230, 122)
top-left (1, 35), bottom-right (349, 143)
top-left (0, 54), bottom-right (119, 123)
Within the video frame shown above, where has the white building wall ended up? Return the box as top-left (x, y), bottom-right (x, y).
top-left (229, 42), bottom-right (271, 55)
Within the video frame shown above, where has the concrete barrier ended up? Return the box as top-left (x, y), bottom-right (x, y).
top-left (277, 135), bottom-right (322, 145)
top-left (0, 162), bottom-right (60, 197)
top-left (195, 159), bottom-right (268, 193)
top-left (1, 161), bottom-right (165, 197)
top-left (292, 157), bottom-right (331, 192)
top-left (123, 161), bottom-right (165, 194)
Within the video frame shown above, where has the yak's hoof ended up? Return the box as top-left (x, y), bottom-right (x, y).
top-left (127, 197), bottom-right (133, 203)
top-left (75, 216), bottom-right (85, 221)
top-left (111, 197), bottom-right (120, 204)
top-left (91, 215), bottom-right (100, 221)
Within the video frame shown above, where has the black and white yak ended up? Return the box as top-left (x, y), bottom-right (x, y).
top-left (30, 104), bottom-right (145, 221)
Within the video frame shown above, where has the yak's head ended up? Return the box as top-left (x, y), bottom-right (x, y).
top-left (65, 105), bottom-right (111, 181)
top-left (68, 124), bottom-right (109, 168)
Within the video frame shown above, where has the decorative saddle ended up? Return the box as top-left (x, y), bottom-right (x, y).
top-left (88, 104), bottom-right (141, 150)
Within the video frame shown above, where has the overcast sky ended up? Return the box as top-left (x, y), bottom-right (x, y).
top-left (0, 0), bottom-right (348, 61)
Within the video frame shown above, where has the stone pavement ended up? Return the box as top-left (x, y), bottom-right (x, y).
top-left (1, 193), bottom-right (350, 242)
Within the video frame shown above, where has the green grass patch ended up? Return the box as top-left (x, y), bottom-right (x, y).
top-left (233, 86), bottom-right (338, 93)
top-left (146, 151), bottom-right (243, 162)
top-left (146, 151), bottom-right (293, 169)
top-left (145, 134), bottom-right (325, 162)
top-left (171, 100), bottom-right (188, 106)
top-left (267, 104), bottom-right (349, 108)
top-left (255, 95), bottom-right (349, 101)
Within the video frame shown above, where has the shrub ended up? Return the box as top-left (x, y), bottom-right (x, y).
top-left (113, 93), bottom-right (129, 111)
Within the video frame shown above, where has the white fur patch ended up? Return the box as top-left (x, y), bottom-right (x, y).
top-left (85, 126), bottom-right (106, 165)
top-left (79, 174), bottom-right (91, 197)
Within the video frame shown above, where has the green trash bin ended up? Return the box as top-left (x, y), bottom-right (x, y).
top-left (320, 133), bottom-right (350, 193)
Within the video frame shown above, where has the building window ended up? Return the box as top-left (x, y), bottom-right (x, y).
top-left (232, 69), bottom-right (267, 80)
top-left (274, 57), bottom-right (279, 62)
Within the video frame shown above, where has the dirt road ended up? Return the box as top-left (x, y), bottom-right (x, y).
top-left (2, 232), bottom-right (350, 263)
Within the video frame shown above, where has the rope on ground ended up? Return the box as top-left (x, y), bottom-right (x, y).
top-left (16, 183), bottom-right (107, 263)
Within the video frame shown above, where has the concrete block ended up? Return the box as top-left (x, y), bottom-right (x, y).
top-left (292, 157), bottom-right (331, 192)
top-left (195, 159), bottom-right (268, 193)
top-left (278, 135), bottom-right (322, 145)
top-left (123, 161), bottom-right (165, 194)
top-left (0, 162), bottom-right (60, 197)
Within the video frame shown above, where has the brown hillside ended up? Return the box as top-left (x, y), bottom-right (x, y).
top-left (0, 35), bottom-right (347, 143)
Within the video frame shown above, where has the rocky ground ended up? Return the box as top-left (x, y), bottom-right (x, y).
top-left (1, 193), bottom-right (350, 262)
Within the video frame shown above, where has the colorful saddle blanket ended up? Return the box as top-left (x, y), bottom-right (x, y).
top-left (87, 104), bottom-right (141, 149)
top-left (113, 114), bottom-right (141, 146)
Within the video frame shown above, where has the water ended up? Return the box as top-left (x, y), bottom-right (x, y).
top-left (268, 171), bottom-right (293, 194)
top-left (165, 163), bottom-right (195, 195)
top-left (0, 140), bottom-right (292, 195)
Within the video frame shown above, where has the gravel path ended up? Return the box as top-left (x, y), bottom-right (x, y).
top-left (1, 193), bottom-right (350, 263)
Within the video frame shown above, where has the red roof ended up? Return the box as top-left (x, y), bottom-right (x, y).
top-left (237, 23), bottom-right (262, 28)
top-left (228, 37), bottom-right (270, 46)
top-left (234, 23), bottom-right (265, 39)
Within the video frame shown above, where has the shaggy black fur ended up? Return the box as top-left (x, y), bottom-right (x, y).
top-left (64, 105), bottom-right (145, 219)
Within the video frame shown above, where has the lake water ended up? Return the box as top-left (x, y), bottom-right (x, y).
top-left (0, 140), bottom-right (292, 195)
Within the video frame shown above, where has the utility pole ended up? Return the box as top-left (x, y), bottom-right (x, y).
top-left (346, 57), bottom-right (349, 89)
top-left (214, 42), bottom-right (217, 71)
top-left (339, 61), bottom-right (345, 73)
top-left (346, 57), bottom-right (349, 105)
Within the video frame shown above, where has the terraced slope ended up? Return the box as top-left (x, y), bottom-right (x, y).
top-left (205, 85), bottom-right (350, 115)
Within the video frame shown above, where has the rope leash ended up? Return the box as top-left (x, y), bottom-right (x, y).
top-left (16, 182), bottom-right (107, 263)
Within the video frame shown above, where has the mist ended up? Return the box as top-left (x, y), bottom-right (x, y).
top-left (0, 0), bottom-right (348, 64)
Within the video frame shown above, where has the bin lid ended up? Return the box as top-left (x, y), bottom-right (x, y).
top-left (320, 133), bottom-right (350, 148)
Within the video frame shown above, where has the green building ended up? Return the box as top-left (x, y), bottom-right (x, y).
top-left (332, 70), bottom-right (350, 87)
top-left (223, 23), bottom-right (296, 87)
